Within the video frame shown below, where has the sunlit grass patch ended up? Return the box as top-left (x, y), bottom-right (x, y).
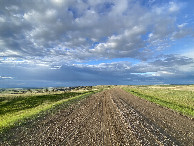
top-left (123, 85), bottom-right (194, 117)
top-left (0, 91), bottom-right (95, 133)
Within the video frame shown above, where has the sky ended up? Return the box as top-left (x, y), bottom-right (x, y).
top-left (0, 0), bottom-right (194, 88)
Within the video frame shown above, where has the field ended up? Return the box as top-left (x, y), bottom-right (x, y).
top-left (0, 85), bottom-right (193, 145)
top-left (122, 85), bottom-right (194, 117)
top-left (0, 88), bottom-right (98, 133)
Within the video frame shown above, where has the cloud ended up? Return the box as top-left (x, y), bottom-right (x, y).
top-left (0, 0), bottom-right (193, 87)
top-left (0, 76), bottom-right (13, 79)
top-left (0, 0), bottom-right (191, 63)
top-left (169, 1), bottom-right (180, 12)
top-left (0, 53), bottom-right (194, 88)
top-left (89, 26), bottom-right (147, 59)
top-left (172, 27), bottom-right (194, 39)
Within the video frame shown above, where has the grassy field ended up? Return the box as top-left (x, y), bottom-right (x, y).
top-left (122, 85), bottom-right (194, 117)
top-left (0, 90), bottom-right (97, 133)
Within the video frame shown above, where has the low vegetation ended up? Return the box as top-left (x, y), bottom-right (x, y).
top-left (0, 90), bottom-right (97, 133)
top-left (123, 85), bottom-right (194, 117)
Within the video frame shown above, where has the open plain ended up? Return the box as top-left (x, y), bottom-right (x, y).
top-left (0, 87), bottom-right (193, 145)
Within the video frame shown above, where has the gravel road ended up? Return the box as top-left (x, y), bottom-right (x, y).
top-left (1, 88), bottom-right (193, 145)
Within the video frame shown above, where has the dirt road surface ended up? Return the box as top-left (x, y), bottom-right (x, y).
top-left (1, 88), bottom-right (193, 145)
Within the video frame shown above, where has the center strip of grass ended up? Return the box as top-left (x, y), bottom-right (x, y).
top-left (0, 91), bottom-right (96, 133)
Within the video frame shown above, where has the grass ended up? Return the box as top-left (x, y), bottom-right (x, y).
top-left (122, 85), bottom-right (194, 117)
top-left (0, 90), bottom-right (96, 133)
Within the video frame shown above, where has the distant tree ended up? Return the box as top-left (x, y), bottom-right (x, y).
top-left (27, 89), bottom-right (32, 93)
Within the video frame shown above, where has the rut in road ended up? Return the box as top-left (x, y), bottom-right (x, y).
top-left (0, 88), bottom-right (194, 145)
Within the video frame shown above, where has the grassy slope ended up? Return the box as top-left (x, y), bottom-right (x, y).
top-left (122, 86), bottom-right (194, 117)
top-left (0, 91), bottom-right (96, 133)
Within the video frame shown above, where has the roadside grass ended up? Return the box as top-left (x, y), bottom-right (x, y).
top-left (122, 85), bottom-right (194, 117)
top-left (0, 90), bottom-right (96, 133)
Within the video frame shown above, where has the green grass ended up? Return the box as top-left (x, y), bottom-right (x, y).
top-left (0, 91), bottom-right (96, 133)
top-left (122, 86), bottom-right (194, 117)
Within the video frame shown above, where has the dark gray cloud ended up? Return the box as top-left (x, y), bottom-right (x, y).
top-left (1, 54), bottom-right (193, 88)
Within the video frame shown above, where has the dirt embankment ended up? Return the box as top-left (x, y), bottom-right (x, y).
top-left (1, 88), bottom-right (193, 145)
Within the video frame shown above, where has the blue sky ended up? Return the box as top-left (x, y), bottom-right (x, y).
top-left (0, 0), bottom-right (194, 88)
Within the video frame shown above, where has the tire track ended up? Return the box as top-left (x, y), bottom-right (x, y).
top-left (112, 96), bottom-right (179, 145)
top-left (61, 98), bottom-right (103, 145)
